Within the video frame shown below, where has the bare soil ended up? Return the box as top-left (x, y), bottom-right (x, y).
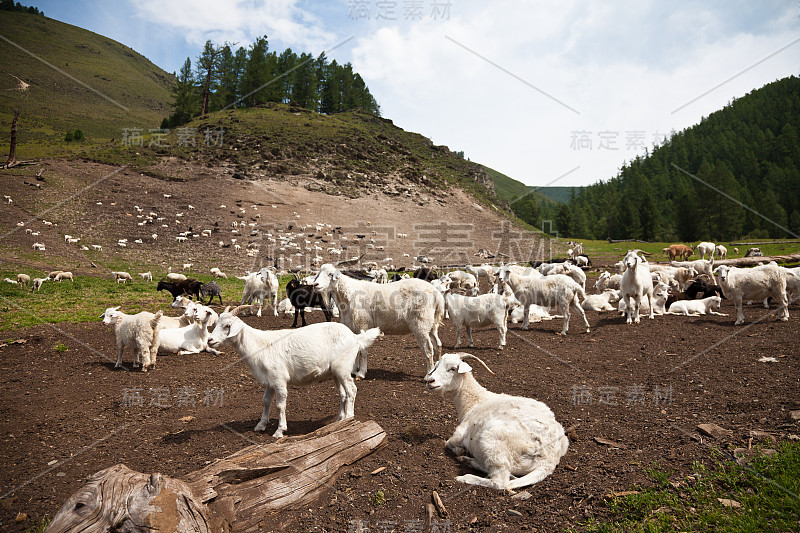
top-left (1, 296), bottom-right (798, 531)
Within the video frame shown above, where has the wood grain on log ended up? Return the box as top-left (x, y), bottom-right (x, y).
top-left (45, 419), bottom-right (386, 533)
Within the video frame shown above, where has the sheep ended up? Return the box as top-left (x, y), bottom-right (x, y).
top-left (443, 282), bottom-right (516, 349)
top-left (285, 277), bottom-right (332, 327)
top-left (112, 271), bottom-right (133, 284)
top-left (31, 278), bottom-right (47, 292)
top-left (48, 270), bottom-right (64, 279)
top-left (312, 263), bottom-right (444, 377)
top-left (210, 267), bottom-right (228, 279)
top-left (100, 307), bottom-right (162, 371)
top-left (207, 306), bottom-right (381, 437)
top-left (199, 281), bottom-right (223, 305)
top-left (695, 242), bottom-right (716, 260)
top-left (156, 279), bottom-right (202, 300)
top-left (16, 274), bottom-right (30, 287)
top-left (667, 295), bottom-right (727, 316)
top-left (157, 304), bottom-right (220, 357)
top-left (425, 352), bottom-right (568, 491)
top-left (53, 271), bottom-right (73, 282)
top-left (443, 270), bottom-right (479, 296)
top-left (594, 271), bottom-right (623, 292)
top-left (183, 263), bottom-right (193, 271)
top-left (3, 278), bottom-right (18, 285)
top-left (620, 250), bottom-right (654, 324)
top-left (581, 290), bottom-right (621, 312)
top-left (715, 244), bottom-right (728, 260)
top-left (713, 263), bottom-right (789, 325)
top-left (547, 262), bottom-right (586, 290)
top-left (497, 266), bottom-right (589, 335)
top-left (237, 270), bottom-right (278, 317)
top-left (139, 272), bottom-right (153, 282)
top-left (165, 272), bottom-right (187, 282)
top-left (32, 243), bottom-right (46, 251)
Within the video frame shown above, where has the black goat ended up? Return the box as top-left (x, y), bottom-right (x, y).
top-left (156, 278), bottom-right (202, 300)
top-left (412, 267), bottom-right (439, 281)
top-left (285, 278), bottom-right (331, 327)
top-left (685, 279), bottom-right (724, 300)
top-left (200, 281), bottom-right (223, 305)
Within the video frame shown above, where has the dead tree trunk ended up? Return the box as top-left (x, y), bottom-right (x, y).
top-left (45, 419), bottom-right (386, 533)
top-left (6, 110), bottom-right (19, 167)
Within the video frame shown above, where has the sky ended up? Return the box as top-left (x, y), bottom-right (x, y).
top-left (33, 0), bottom-right (800, 191)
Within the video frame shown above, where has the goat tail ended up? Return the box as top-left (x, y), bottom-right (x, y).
top-left (356, 327), bottom-right (382, 351)
top-left (150, 310), bottom-right (163, 332)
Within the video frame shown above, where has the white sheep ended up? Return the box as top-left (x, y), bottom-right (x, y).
top-left (620, 250), bottom-right (654, 324)
top-left (497, 266), bottom-right (589, 335)
top-left (31, 277), bottom-right (47, 291)
top-left (312, 263), bottom-right (444, 376)
top-left (695, 241), bottom-right (716, 260)
top-left (16, 273), bottom-right (30, 287)
top-left (443, 283), bottom-right (515, 349)
top-left (667, 295), bottom-right (727, 316)
top-left (165, 272), bottom-right (187, 282)
top-left (53, 271), bottom-right (74, 282)
top-left (207, 306), bottom-right (381, 437)
top-left (3, 278), bottom-right (18, 285)
top-left (100, 307), bottom-right (162, 371)
top-left (713, 263), bottom-right (789, 325)
top-left (139, 272), bottom-right (152, 282)
top-left (425, 353), bottom-right (569, 491)
top-left (112, 271), bottom-right (133, 284)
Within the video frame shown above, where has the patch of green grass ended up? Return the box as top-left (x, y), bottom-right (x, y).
top-left (24, 517), bottom-right (49, 533)
top-left (579, 441), bottom-right (800, 532)
top-left (370, 488), bottom-right (387, 507)
top-left (53, 342), bottom-right (68, 352)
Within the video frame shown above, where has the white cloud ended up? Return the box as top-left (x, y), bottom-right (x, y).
top-left (351, 0), bottom-right (800, 188)
top-left (129, 0), bottom-right (337, 53)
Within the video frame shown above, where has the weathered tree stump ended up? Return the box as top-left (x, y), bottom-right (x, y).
top-left (45, 419), bottom-right (386, 533)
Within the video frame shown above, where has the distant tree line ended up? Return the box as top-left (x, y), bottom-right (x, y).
top-left (513, 75), bottom-right (800, 241)
top-left (0, 0), bottom-right (44, 15)
top-left (163, 37), bottom-right (380, 128)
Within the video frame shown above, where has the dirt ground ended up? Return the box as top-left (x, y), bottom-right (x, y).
top-left (1, 292), bottom-right (798, 531)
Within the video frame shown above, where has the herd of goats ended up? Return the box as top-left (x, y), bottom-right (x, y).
top-left (5, 240), bottom-right (798, 491)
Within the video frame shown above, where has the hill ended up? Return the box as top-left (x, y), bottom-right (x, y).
top-left (563, 75), bottom-right (800, 241)
top-left (0, 10), bottom-right (173, 145)
top-left (535, 186), bottom-right (577, 204)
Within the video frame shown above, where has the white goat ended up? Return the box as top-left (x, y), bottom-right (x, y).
top-left (239, 268), bottom-right (279, 317)
top-left (715, 244), bottom-right (728, 260)
top-left (667, 295), bottom-right (727, 316)
top-left (425, 353), bottom-right (568, 491)
top-left (312, 263), bottom-right (444, 377)
top-left (210, 267), bottom-right (228, 279)
top-left (443, 283), bottom-right (515, 349)
top-left (547, 262), bottom-right (586, 290)
top-left (31, 277), bottom-right (47, 291)
top-left (713, 263), bottom-right (789, 325)
top-left (618, 281), bottom-right (669, 316)
top-left (671, 258), bottom-right (715, 284)
top-left (139, 272), bottom-right (152, 282)
top-left (581, 290), bottom-right (620, 312)
top-left (594, 271), bottom-right (623, 292)
top-left (158, 304), bottom-right (220, 356)
top-left (207, 306), bottom-right (381, 437)
top-left (497, 266), bottom-right (589, 335)
top-left (620, 250), bottom-right (654, 324)
top-left (100, 307), bottom-right (162, 371)
top-left (444, 270), bottom-right (479, 296)
top-left (695, 241), bottom-right (716, 260)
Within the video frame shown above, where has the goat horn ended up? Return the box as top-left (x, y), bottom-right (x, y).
top-left (229, 305), bottom-right (258, 316)
top-left (458, 353), bottom-right (496, 375)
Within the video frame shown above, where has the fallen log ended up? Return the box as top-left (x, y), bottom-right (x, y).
top-left (714, 254), bottom-right (800, 267)
top-left (45, 419), bottom-right (386, 533)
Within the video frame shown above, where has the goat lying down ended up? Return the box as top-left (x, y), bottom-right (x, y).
top-left (426, 353), bottom-right (569, 491)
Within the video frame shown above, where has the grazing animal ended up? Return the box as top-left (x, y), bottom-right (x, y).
top-left (663, 244), bottom-right (693, 261)
top-left (285, 278), bottom-right (331, 327)
top-left (199, 281), bottom-right (223, 305)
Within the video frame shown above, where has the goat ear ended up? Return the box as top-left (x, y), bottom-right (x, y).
top-left (227, 318), bottom-right (243, 338)
top-left (457, 361), bottom-right (472, 374)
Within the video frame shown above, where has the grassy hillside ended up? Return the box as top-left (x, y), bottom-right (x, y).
top-left (0, 10), bottom-right (173, 148)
